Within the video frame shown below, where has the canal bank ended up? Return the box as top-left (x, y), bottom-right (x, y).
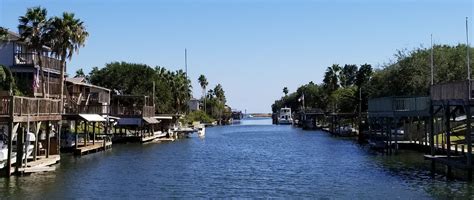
top-left (0, 118), bottom-right (473, 199)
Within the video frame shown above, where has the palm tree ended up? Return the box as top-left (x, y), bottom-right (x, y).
top-left (49, 12), bottom-right (88, 109)
top-left (170, 70), bottom-right (192, 113)
top-left (283, 87), bottom-right (288, 96)
top-left (18, 6), bottom-right (50, 97)
top-left (198, 74), bottom-right (208, 111)
top-left (0, 27), bottom-right (8, 41)
top-left (322, 64), bottom-right (341, 112)
top-left (323, 64), bottom-right (341, 93)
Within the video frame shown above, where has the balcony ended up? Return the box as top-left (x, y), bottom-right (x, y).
top-left (110, 95), bottom-right (155, 117)
top-left (368, 96), bottom-right (430, 118)
top-left (14, 53), bottom-right (62, 73)
top-left (430, 80), bottom-right (474, 102)
top-left (0, 96), bottom-right (62, 122)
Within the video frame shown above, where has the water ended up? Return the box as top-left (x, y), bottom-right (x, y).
top-left (1, 118), bottom-right (473, 199)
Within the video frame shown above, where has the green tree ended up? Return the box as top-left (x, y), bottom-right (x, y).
top-left (198, 74), bottom-right (208, 111)
top-left (0, 27), bottom-right (8, 41)
top-left (340, 64), bottom-right (358, 87)
top-left (49, 12), bottom-right (88, 107)
top-left (0, 65), bottom-right (15, 94)
top-left (323, 64), bottom-right (341, 93)
top-left (283, 87), bottom-right (288, 96)
top-left (75, 69), bottom-right (85, 78)
top-left (18, 6), bottom-right (50, 97)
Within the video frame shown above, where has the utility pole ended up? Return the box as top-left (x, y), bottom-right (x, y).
top-left (431, 34), bottom-right (434, 85)
top-left (185, 48), bottom-right (188, 78)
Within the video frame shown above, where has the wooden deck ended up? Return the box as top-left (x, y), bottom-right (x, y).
top-left (16, 155), bottom-right (60, 174)
top-left (74, 141), bottom-right (112, 156)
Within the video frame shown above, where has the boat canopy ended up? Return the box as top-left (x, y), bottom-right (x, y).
top-left (142, 117), bottom-right (160, 124)
top-left (79, 114), bottom-right (106, 122)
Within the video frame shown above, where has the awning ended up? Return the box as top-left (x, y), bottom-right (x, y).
top-left (153, 116), bottom-right (173, 120)
top-left (143, 117), bottom-right (160, 124)
top-left (118, 118), bottom-right (142, 126)
top-left (101, 115), bottom-right (120, 120)
top-left (79, 114), bottom-right (106, 122)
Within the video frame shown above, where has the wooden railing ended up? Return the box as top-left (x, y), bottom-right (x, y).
top-left (430, 80), bottom-right (474, 101)
top-left (14, 53), bottom-right (62, 72)
top-left (35, 81), bottom-right (61, 97)
top-left (368, 96), bottom-right (430, 113)
top-left (66, 104), bottom-right (110, 115)
top-left (110, 105), bottom-right (155, 117)
top-left (142, 106), bottom-right (155, 117)
top-left (0, 96), bottom-right (61, 116)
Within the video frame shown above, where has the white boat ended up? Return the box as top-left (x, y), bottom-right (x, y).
top-left (278, 107), bottom-right (293, 125)
top-left (61, 131), bottom-right (76, 149)
top-left (0, 132), bottom-right (36, 169)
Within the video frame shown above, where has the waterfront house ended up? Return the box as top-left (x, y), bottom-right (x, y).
top-left (111, 95), bottom-right (163, 142)
top-left (187, 98), bottom-right (200, 111)
top-left (62, 77), bottom-right (112, 155)
top-left (0, 31), bottom-right (62, 98)
top-left (0, 31), bottom-right (62, 176)
top-left (367, 96), bottom-right (430, 151)
top-left (427, 80), bottom-right (474, 180)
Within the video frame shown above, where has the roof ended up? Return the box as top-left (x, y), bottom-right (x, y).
top-left (65, 77), bottom-right (111, 92)
top-left (153, 116), bottom-right (173, 120)
top-left (143, 117), bottom-right (160, 124)
top-left (79, 114), bottom-right (106, 122)
top-left (118, 118), bottom-right (142, 126)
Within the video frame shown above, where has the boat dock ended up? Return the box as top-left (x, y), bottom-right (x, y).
top-left (17, 155), bottom-right (60, 174)
top-left (74, 140), bottom-right (112, 156)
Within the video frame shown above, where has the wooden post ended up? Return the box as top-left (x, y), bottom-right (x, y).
top-left (57, 122), bottom-right (61, 156)
top-left (466, 104), bottom-right (473, 181)
top-left (394, 118), bottom-right (398, 154)
top-left (5, 96), bottom-right (14, 177)
top-left (15, 126), bottom-right (24, 174)
top-left (445, 104), bottom-right (452, 179)
top-left (33, 122), bottom-right (40, 161)
top-left (75, 120), bottom-right (78, 150)
top-left (93, 122), bottom-right (96, 145)
top-left (387, 118), bottom-right (392, 155)
top-left (4, 121), bottom-right (13, 177)
top-left (46, 121), bottom-right (51, 158)
top-left (430, 103), bottom-right (436, 177)
top-left (424, 118), bottom-right (428, 147)
top-left (84, 121), bottom-right (88, 146)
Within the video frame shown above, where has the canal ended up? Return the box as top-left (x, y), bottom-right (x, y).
top-left (1, 118), bottom-right (473, 199)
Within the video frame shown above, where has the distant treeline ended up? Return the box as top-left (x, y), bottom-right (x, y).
top-left (272, 44), bottom-right (474, 114)
top-left (79, 62), bottom-right (228, 118)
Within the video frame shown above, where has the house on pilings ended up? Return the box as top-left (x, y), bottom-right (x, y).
top-left (427, 80), bottom-right (474, 181)
top-left (367, 96), bottom-right (430, 153)
top-left (111, 95), bottom-right (165, 143)
top-left (62, 77), bottom-right (113, 155)
top-left (0, 31), bottom-right (63, 176)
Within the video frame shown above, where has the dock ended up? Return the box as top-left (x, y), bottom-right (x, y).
top-left (16, 155), bottom-right (60, 174)
top-left (74, 140), bottom-right (112, 156)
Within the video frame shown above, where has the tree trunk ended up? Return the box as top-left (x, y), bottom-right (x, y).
top-left (36, 51), bottom-right (47, 98)
top-left (60, 53), bottom-right (66, 113)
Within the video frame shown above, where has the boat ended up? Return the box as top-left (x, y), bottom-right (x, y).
top-left (0, 131), bottom-right (36, 169)
top-left (231, 111), bottom-right (243, 124)
top-left (60, 130), bottom-right (76, 150)
top-left (278, 107), bottom-right (293, 125)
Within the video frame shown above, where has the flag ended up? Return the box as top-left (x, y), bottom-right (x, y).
top-left (298, 94), bottom-right (304, 102)
top-left (33, 66), bottom-right (40, 89)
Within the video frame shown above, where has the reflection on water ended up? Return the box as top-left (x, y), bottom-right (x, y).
top-left (0, 118), bottom-right (473, 199)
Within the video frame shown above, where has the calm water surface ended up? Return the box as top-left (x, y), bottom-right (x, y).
top-left (1, 118), bottom-right (473, 199)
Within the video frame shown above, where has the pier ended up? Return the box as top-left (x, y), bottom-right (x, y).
top-left (0, 96), bottom-right (62, 177)
top-left (428, 80), bottom-right (474, 180)
top-left (367, 96), bottom-right (430, 154)
top-left (63, 78), bottom-right (114, 156)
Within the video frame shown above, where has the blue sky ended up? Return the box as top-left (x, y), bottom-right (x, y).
top-left (1, 0), bottom-right (472, 113)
